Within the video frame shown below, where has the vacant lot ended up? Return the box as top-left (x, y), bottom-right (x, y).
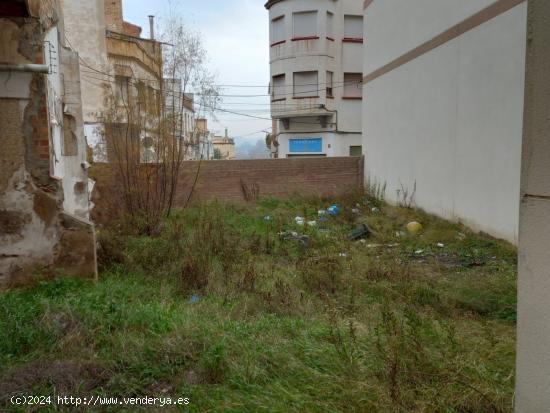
top-left (0, 192), bottom-right (516, 412)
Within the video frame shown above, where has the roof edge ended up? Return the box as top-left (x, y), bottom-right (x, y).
top-left (264, 0), bottom-right (286, 10)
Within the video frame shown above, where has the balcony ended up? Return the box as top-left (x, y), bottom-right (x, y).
top-left (270, 37), bottom-right (335, 62)
top-left (271, 97), bottom-right (335, 128)
top-left (106, 30), bottom-right (162, 78)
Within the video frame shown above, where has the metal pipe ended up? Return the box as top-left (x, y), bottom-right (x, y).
top-left (148, 15), bottom-right (155, 40)
top-left (0, 64), bottom-right (49, 74)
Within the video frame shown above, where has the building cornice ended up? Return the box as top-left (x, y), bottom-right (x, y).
top-left (265, 0), bottom-right (285, 10)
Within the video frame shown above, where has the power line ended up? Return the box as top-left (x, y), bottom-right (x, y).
top-left (66, 32), bottom-right (361, 100)
top-left (80, 66), bottom-right (359, 90)
top-left (80, 73), bottom-right (336, 125)
top-left (80, 69), bottom-right (361, 98)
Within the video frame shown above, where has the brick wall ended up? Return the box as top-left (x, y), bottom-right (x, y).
top-left (123, 21), bottom-right (142, 37)
top-left (104, 0), bottom-right (123, 32)
top-left (90, 157), bottom-right (364, 223)
top-left (175, 157), bottom-right (364, 203)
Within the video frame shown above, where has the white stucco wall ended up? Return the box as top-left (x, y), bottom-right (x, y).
top-left (362, 1), bottom-right (527, 243)
top-left (276, 131), bottom-right (362, 158)
top-left (60, 0), bottom-right (110, 124)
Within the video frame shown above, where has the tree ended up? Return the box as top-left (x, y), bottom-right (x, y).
top-left (98, 5), bottom-right (221, 234)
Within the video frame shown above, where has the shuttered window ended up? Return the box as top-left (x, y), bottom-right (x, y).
top-left (326, 12), bottom-right (334, 39)
top-left (293, 11), bottom-right (317, 38)
top-left (293, 71), bottom-right (318, 98)
top-left (272, 74), bottom-right (286, 100)
top-left (271, 15), bottom-right (285, 44)
top-left (344, 15), bottom-right (363, 40)
top-left (344, 73), bottom-right (363, 98)
top-left (326, 71), bottom-right (334, 98)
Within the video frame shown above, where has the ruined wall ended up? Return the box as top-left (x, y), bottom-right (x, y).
top-left (89, 157), bottom-right (364, 224)
top-left (0, 6), bottom-right (97, 288)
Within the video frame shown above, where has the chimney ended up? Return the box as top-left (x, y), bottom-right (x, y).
top-left (225, 128), bottom-right (228, 139)
top-left (148, 15), bottom-right (155, 40)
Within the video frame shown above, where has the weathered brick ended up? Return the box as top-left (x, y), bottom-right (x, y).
top-left (89, 157), bottom-right (364, 225)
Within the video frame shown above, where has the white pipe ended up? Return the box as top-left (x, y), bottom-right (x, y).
top-left (0, 64), bottom-right (49, 74)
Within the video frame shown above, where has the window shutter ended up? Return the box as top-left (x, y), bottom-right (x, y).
top-left (344, 15), bottom-right (363, 39)
top-left (344, 73), bottom-right (363, 98)
top-left (293, 71), bottom-right (318, 98)
top-left (271, 16), bottom-right (285, 44)
top-left (272, 74), bottom-right (286, 100)
top-left (327, 12), bottom-right (334, 39)
top-left (293, 11), bottom-right (317, 38)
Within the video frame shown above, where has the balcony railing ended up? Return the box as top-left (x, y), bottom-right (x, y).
top-left (270, 37), bottom-right (335, 62)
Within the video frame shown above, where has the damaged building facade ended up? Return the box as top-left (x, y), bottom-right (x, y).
top-left (61, 0), bottom-right (164, 163)
top-left (0, 0), bottom-right (97, 287)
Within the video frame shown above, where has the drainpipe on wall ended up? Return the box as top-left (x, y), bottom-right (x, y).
top-left (0, 64), bottom-right (49, 73)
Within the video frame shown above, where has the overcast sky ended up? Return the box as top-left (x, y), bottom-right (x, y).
top-left (122, 0), bottom-right (272, 149)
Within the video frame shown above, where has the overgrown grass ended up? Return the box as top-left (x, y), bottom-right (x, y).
top-left (0, 193), bottom-right (516, 412)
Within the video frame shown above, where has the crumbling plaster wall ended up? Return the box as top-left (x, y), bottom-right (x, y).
top-left (0, 15), bottom-right (62, 285)
top-left (0, 9), bottom-right (97, 287)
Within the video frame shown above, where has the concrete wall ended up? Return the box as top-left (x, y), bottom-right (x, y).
top-left (516, 0), bottom-right (550, 410)
top-left (362, 0), bottom-right (527, 243)
top-left (89, 156), bottom-right (364, 223)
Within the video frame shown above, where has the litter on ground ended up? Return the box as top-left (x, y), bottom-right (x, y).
top-left (348, 224), bottom-right (373, 241)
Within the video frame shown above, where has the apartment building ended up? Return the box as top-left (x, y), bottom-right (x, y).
top-left (212, 129), bottom-right (236, 160)
top-left (61, 0), bottom-right (163, 162)
top-left (361, 0), bottom-right (527, 244)
top-left (265, 0), bottom-right (364, 158)
top-left (182, 93), bottom-right (196, 157)
top-left (164, 79), bottom-right (198, 160)
top-left (0, 0), bottom-right (97, 286)
top-left (194, 118), bottom-right (214, 160)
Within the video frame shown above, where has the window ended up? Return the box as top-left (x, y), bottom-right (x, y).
top-left (326, 71), bottom-right (333, 98)
top-left (115, 75), bottom-right (129, 104)
top-left (272, 74), bottom-right (286, 101)
top-left (349, 146), bottom-right (362, 157)
top-left (326, 12), bottom-right (334, 39)
top-left (293, 11), bottom-right (317, 39)
top-left (293, 71), bottom-right (318, 98)
top-left (148, 86), bottom-right (158, 115)
top-left (136, 81), bottom-right (147, 106)
top-left (344, 73), bottom-right (363, 98)
top-left (344, 15), bottom-right (363, 41)
top-left (271, 15), bottom-right (285, 45)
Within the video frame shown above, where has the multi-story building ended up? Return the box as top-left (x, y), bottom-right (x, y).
top-left (265, 0), bottom-right (364, 158)
top-left (212, 129), bottom-right (236, 160)
top-left (193, 118), bottom-right (214, 160)
top-left (61, 0), bottom-right (163, 162)
top-left (182, 93), bottom-right (196, 155)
